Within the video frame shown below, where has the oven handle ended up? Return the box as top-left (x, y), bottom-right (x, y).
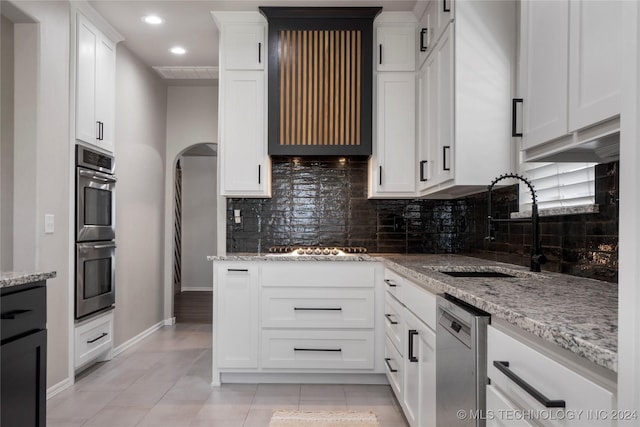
top-left (89, 243), bottom-right (117, 249)
top-left (79, 169), bottom-right (118, 183)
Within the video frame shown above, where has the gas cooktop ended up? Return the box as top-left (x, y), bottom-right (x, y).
top-left (267, 246), bottom-right (368, 256)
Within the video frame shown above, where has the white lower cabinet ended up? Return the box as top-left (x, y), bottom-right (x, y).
top-left (212, 261), bottom-right (383, 383)
top-left (383, 268), bottom-right (437, 427)
top-left (74, 310), bottom-right (113, 370)
top-left (487, 325), bottom-right (616, 427)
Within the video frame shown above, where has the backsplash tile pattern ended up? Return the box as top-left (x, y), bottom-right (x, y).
top-left (226, 158), bottom-right (618, 283)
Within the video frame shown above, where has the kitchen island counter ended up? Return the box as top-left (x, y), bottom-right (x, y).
top-left (377, 254), bottom-right (617, 373)
top-left (0, 271), bottom-right (57, 289)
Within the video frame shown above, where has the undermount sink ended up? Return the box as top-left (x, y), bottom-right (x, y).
top-left (422, 265), bottom-right (542, 279)
top-left (439, 271), bottom-right (516, 278)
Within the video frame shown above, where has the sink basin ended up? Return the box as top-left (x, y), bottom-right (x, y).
top-left (422, 265), bottom-right (541, 279)
top-left (439, 271), bottom-right (516, 278)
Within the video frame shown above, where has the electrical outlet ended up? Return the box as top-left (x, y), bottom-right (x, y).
top-left (44, 214), bottom-right (55, 234)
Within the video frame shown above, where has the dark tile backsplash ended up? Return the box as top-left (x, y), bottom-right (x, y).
top-left (227, 157), bottom-right (619, 283)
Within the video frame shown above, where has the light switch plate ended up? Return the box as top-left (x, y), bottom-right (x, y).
top-left (45, 214), bottom-right (55, 234)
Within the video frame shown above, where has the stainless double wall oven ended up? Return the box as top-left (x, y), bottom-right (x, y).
top-left (75, 145), bottom-right (116, 319)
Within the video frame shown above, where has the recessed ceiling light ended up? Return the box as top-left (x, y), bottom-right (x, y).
top-left (170, 46), bottom-right (187, 55)
top-left (142, 15), bottom-right (164, 25)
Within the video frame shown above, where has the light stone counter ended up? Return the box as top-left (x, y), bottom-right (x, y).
top-left (0, 271), bottom-right (57, 289)
top-left (209, 253), bottom-right (617, 372)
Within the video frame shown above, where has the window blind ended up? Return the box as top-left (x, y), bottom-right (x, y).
top-left (518, 161), bottom-right (596, 212)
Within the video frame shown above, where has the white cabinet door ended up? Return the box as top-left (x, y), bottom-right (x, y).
top-left (95, 37), bottom-right (116, 152)
top-left (223, 23), bottom-right (266, 70)
top-left (568, 0), bottom-right (621, 132)
top-left (521, 0), bottom-right (570, 150)
top-left (220, 70), bottom-right (270, 197)
top-left (433, 29), bottom-right (453, 185)
top-left (377, 26), bottom-right (416, 72)
top-left (403, 309), bottom-right (436, 427)
top-left (76, 15), bottom-right (98, 146)
top-left (371, 72), bottom-right (416, 197)
top-left (76, 14), bottom-right (116, 153)
top-left (215, 265), bottom-right (259, 368)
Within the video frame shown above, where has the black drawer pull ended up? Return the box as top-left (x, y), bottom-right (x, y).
top-left (384, 314), bottom-right (398, 325)
top-left (493, 361), bottom-right (566, 408)
top-left (383, 279), bottom-right (397, 287)
top-left (294, 307), bottom-right (342, 311)
top-left (227, 268), bottom-right (249, 272)
top-left (384, 357), bottom-right (398, 373)
top-left (1, 309), bottom-right (34, 320)
top-left (87, 332), bottom-right (108, 344)
top-left (294, 347), bottom-right (342, 352)
top-left (408, 329), bottom-right (419, 362)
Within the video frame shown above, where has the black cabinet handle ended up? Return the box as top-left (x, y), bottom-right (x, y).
top-left (1, 309), bottom-right (33, 320)
top-left (258, 42), bottom-right (262, 63)
top-left (87, 332), bottom-right (108, 344)
top-left (443, 146), bottom-right (451, 171)
top-left (101, 122), bottom-right (104, 140)
top-left (385, 313), bottom-right (398, 325)
top-left (420, 160), bottom-right (428, 182)
top-left (383, 279), bottom-right (397, 287)
top-left (384, 357), bottom-right (398, 373)
top-left (294, 348), bottom-right (342, 352)
top-left (294, 307), bottom-right (342, 311)
top-left (443, 0), bottom-right (451, 13)
top-left (420, 28), bottom-right (428, 52)
top-left (258, 164), bottom-right (261, 184)
top-left (493, 361), bottom-right (566, 408)
top-left (379, 44), bottom-right (383, 65)
top-left (512, 98), bottom-right (523, 137)
top-left (408, 329), bottom-right (418, 362)
top-left (379, 165), bottom-right (382, 186)
top-left (227, 268), bottom-right (249, 272)
top-left (96, 121), bottom-right (101, 140)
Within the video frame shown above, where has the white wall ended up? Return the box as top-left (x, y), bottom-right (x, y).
top-left (163, 86), bottom-right (219, 316)
top-left (7, 0), bottom-right (72, 390)
top-left (181, 155), bottom-right (217, 290)
top-left (1, 15), bottom-right (14, 270)
top-left (114, 44), bottom-right (167, 345)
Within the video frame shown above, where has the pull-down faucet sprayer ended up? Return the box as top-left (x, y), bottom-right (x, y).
top-left (486, 173), bottom-right (547, 272)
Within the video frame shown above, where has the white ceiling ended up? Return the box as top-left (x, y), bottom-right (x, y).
top-left (89, 0), bottom-right (421, 82)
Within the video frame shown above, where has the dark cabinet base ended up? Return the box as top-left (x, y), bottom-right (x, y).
top-left (1, 329), bottom-right (47, 427)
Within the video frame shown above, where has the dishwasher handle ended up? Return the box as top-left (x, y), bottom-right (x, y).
top-left (438, 310), bottom-right (472, 348)
top-left (493, 361), bottom-right (566, 408)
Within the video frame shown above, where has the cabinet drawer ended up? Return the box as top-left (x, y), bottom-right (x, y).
top-left (1, 284), bottom-right (46, 342)
top-left (383, 268), bottom-right (403, 299)
top-left (261, 263), bottom-right (374, 288)
top-left (403, 278), bottom-right (436, 330)
top-left (261, 288), bottom-right (374, 329)
top-left (261, 330), bottom-right (374, 370)
top-left (384, 293), bottom-right (404, 355)
top-left (384, 336), bottom-right (403, 399)
top-left (75, 312), bottom-right (113, 368)
top-left (487, 326), bottom-right (614, 426)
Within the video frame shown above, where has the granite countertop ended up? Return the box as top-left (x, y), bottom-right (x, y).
top-left (0, 271), bottom-right (57, 289)
top-left (208, 252), bottom-right (617, 372)
top-left (378, 254), bottom-right (617, 372)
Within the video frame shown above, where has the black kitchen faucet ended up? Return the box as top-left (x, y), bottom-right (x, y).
top-left (486, 173), bottom-right (547, 272)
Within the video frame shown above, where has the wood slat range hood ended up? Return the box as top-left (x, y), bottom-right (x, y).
top-left (260, 7), bottom-right (381, 156)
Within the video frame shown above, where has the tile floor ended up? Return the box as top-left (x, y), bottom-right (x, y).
top-left (47, 323), bottom-right (409, 427)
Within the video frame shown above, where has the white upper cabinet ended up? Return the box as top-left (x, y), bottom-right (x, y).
top-left (520, 0), bottom-right (622, 161)
top-left (222, 22), bottom-right (266, 70)
top-left (377, 25), bottom-right (416, 71)
top-left (370, 13), bottom-right (417, 199)
top-left (371, 72), bottom-right (416, 198)
top-left (76, 13), bottom-right (118, 153)
top-left (416, 0), bottom-right (452, 68)
top-left (417, 1), bottom-right (516, 198)
top-left (213, 12), bottom-right (271, 197)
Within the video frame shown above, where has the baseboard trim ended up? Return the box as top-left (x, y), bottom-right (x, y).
top-left (47, 377), bottom-right (73, 399)
top-left (180, 287), bottom-right (213, 292)
top-left (218, 373), bottom-right (388, 385)
top-left (112, 320), bottom-right (164, 358)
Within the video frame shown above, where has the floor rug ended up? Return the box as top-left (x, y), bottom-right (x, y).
top-left (269, 410), bottom-right (380, 427)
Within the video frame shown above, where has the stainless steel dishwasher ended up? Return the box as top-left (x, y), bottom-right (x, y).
top-left (436, 294), bottom-right (490, 427)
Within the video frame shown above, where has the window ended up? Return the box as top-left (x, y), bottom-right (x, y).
top-left (517, 161), bottom-right (596, 212)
